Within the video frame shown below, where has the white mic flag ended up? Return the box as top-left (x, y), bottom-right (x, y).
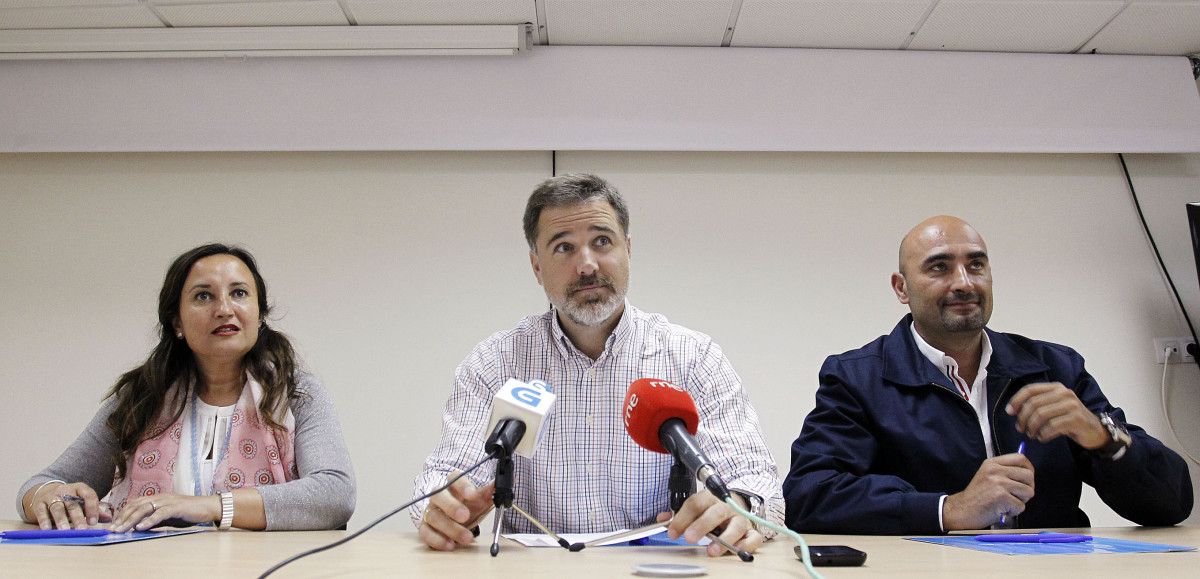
top-left (484, 378), bottom-right (556, 457)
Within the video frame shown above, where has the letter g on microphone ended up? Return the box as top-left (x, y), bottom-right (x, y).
top-left (483, 379), bottom-right (557, 458)
top-left (511, 387), bottom-right (542, 407)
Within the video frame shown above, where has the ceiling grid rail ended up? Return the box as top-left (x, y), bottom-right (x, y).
top-left (336, 0), bottom-right (359, 26)
top-left (534, 0), bottom-right (548, 45)
top-left (144, 0), bottom-right (173, 28)
top-left (1071, 0), bottom-right (1132, 54)
top-left (901, 0), bottom-right (942, 50)
top-left (721, 0), bottom-right (744, 47)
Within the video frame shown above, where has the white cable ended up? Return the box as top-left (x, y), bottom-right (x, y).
top-left (724, 498), bottom-right (825, 579)
top-left (1160, 347), bottom-right (1200, 466)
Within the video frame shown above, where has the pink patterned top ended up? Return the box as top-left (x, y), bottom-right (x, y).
top-left (107, 374), bottom-right (297, 512)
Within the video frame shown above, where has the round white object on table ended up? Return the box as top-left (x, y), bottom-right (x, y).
top-left (631, 563), bottom-right (708, 577)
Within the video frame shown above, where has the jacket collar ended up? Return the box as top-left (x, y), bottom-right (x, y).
top-left (881, 314), bottom-right (1049, 388)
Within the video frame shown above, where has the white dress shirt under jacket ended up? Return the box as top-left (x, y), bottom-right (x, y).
top-left (910, 322), bottom-right (994, 531)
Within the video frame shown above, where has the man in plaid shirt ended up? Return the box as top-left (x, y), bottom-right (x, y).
top-left (413, 173), bottom-right (782, 556)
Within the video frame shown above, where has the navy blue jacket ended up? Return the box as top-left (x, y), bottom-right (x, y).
top-left (783, 315), bottom-right (1193, 535)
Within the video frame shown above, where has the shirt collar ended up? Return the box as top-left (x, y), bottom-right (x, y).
top-left (909, 322), bottom-right (993, 375)
top-left (548, 300), bottom-right (635, 361)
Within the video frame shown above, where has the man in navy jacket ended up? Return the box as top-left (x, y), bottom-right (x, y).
top-left (783, 215), bottom-right (1192, 534)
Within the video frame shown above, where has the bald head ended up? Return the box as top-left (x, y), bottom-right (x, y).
top-left (898, 216), bottom-right (987, 275)
top-left (891, 215), bottom-right (994, 349)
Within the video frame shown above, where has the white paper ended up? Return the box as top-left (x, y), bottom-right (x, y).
top-left (504, 525), bottom-right (709, 547)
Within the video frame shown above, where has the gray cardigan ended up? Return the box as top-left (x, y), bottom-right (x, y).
top-left (16, 372), bottom-right (355, 530)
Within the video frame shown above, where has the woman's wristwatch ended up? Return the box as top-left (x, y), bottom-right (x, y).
top-left (218, 492), bottom-right (235, 530)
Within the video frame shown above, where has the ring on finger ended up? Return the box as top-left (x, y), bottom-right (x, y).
top-left (47, 498), bottom-right (64, 507)
top-left (149, 500), bottom-right (157, 511)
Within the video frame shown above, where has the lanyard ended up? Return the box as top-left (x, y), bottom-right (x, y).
top-left (189, 392), bottom-right (234, 496)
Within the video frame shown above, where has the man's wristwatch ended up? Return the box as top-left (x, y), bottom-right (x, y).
top-left (1094, 412), bottom-right (1132, 461)
top-left (732, 491), bottom-right (764, 519)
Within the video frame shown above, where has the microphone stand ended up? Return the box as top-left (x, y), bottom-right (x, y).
top-left (575, 462), bottom-right (691, 550)
top-left (576, 456), bottom-right (751, 561)
top-left (667, 456), bottom-right (753, 562)
top-left (489, 452), bottom-right (576, 556)
top-left (577, 458), bottom-right (694, 550)
top-left (669, 457), bottom-right (693, 512)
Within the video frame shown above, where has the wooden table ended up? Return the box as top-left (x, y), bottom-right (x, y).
top-left (2, 522), bottom-right (1197, 577)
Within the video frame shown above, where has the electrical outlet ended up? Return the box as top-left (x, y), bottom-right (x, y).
top-left (1154, 337), bottom-right (1196, 364)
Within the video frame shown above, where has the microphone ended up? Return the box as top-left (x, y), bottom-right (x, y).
top-left (481, 379), bottom-right (571, 555)
top-left (622, 378), bottom-right (732, 502)
top-left (483, 378), bottom-right (556, 458)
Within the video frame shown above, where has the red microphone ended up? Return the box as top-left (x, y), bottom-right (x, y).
top-left (623, 378), bottom-right (699, 453)
top-left (623, 378), bottom-right (731, 502)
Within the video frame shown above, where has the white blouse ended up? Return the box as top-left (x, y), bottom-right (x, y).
top-left (171, 398), bottom-right (237, 496)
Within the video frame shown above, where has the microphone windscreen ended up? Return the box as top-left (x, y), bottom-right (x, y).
top-left (622, 378), bottom-right (699, 454)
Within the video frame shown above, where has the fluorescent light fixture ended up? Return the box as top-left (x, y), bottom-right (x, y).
top-left (0, 25), bottom-right (530, 59)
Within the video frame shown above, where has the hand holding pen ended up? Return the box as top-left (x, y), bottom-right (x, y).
top-left (587, 518), bottom-right (752, 561)
top-left (21, 481), bottom-right (112, 530)
top-left (705, 531), bottom-right (754, 561)
top-left (996, 441), bottom-right (1027, 528)
top-left (941, 445), bottom-right (1034, 531)
top-left (660, 490), bottom-right (763, 559)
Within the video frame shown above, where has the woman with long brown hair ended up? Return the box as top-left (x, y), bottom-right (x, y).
top-left (16, 244), bottom-right (355, 531)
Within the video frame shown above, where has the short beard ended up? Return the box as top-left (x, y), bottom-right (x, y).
top-left (941, 309), bottom-right (986, 332)
top-left (556, 274), bottom-right (627, 327)
top-left (561, 289), bottom-right (625, 326)
top-left (939, 294), bottom-right (987, 332)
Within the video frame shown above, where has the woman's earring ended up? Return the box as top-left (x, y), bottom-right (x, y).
top-left (176, 332), bottom-right (184, 339)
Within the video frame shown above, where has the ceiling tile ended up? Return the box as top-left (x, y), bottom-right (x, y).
top-left (1082, 1), bottom-right (1200, 55)
top-left (733, 0), bottom-right (933, 49)
top-left (910, 0), bottom-right (1125, 53)
top-left (155, 0), bottom-right (348, 26)
top-left (0, 1), bottom-right (135, 7)
top-left (0, 5), bottom-right (162, 28)
top-left (149, 0), bottom-right (323, 4)
top-left (545, 0), bottom-right (733, 46)
top-left (345, 0), bottom-right (534, 25)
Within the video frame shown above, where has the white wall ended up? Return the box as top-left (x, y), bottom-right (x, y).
top-left (1, 151), bottom-right (1197, 529)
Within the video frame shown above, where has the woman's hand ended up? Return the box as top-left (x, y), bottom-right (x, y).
top-left (24, 481), bottom-right (111, 530)
top-left (110, 494), bottom-right (221, 533)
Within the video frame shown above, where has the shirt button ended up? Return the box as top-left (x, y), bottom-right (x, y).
top-left (586, 415), bottom-right (594, 427)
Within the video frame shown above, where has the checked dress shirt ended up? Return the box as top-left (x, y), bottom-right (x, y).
top-left (411, 302), bottom-right (783, 535)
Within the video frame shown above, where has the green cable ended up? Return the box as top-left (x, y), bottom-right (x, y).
top-left (724, 497), bottom-right (826, 579)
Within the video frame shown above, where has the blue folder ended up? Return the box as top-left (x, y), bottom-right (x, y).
top-left (621, 530), bottom-right (704, 547)
top-left (908, 534), bottom-right (1196, 556)
top-left (0, 528), bottom-right (206, 546)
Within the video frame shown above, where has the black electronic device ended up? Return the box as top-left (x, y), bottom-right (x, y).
top-left (795, 545), bottom-right (867, 567)
top-left (1185, 202), bottom-right (1200, 361)
top-left (1187, 203), bottom-right (1200, 293)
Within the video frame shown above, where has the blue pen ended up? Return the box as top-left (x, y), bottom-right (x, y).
top-left (1, 529), bottom-right (109, 540)
top-left (977, 532), bottom-right (1092, 543)
top-left (997, 441), bottom-right (1027, 527)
